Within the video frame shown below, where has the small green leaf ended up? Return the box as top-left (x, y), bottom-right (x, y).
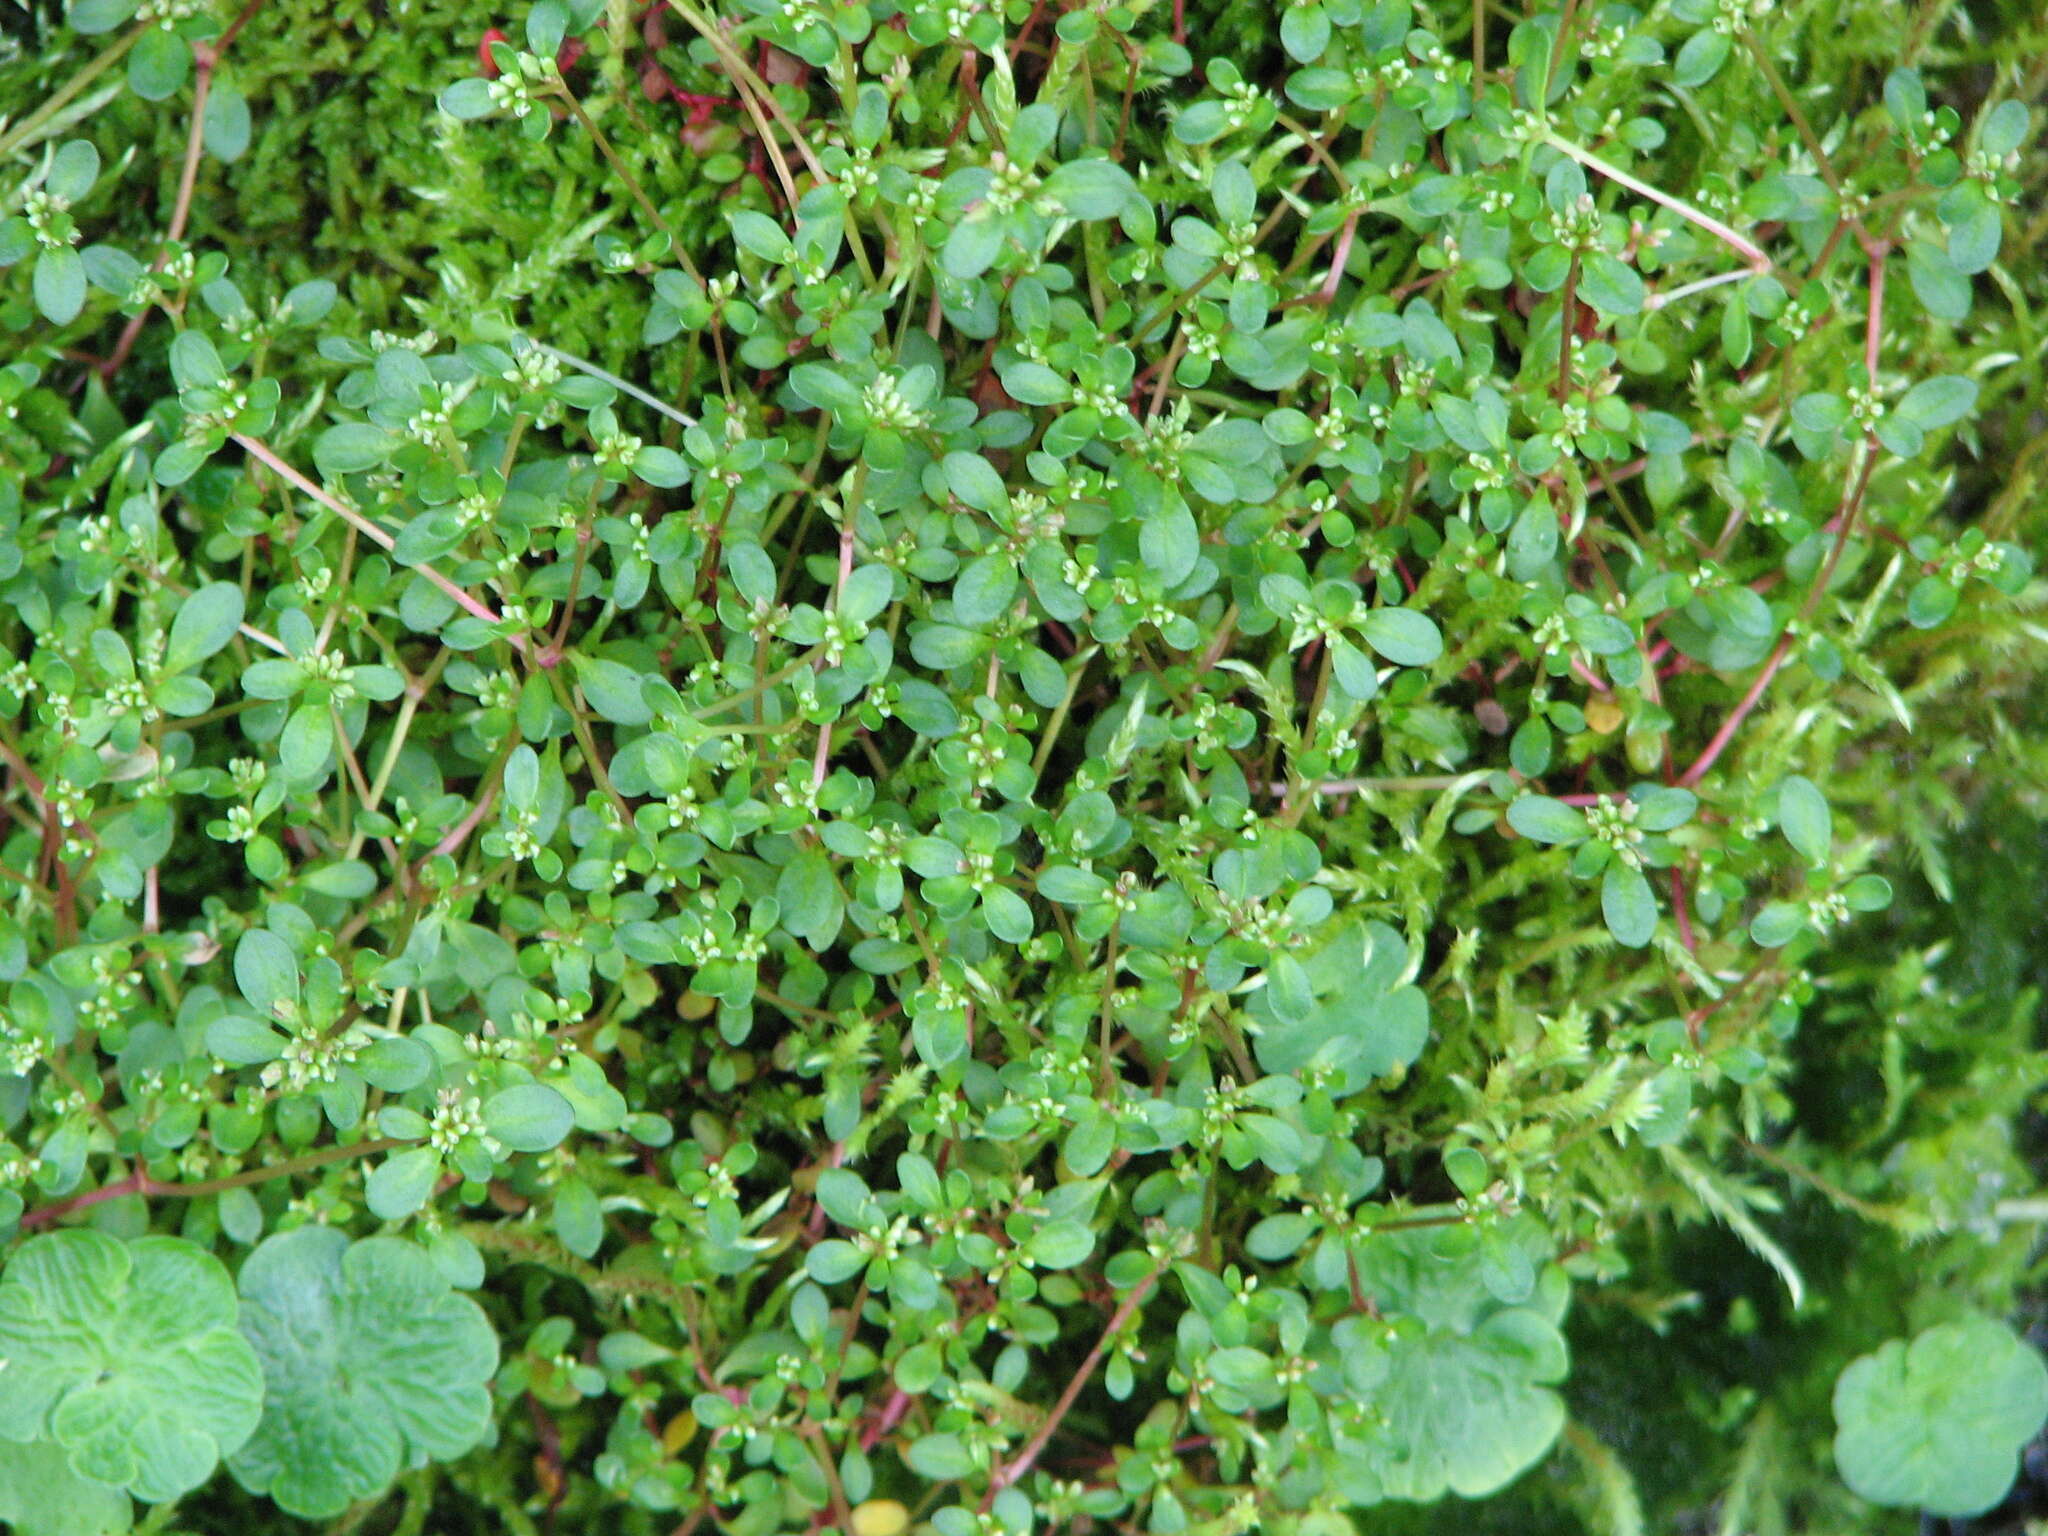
top-left (127, 26), bottom-right (191, 100)
top-left (313, 423), bottom-right (396, 477)
top-left (233, 928), bottom-right (299, 1016)
top-left (1672, 28), bottom-right (1730, 87)
top-left (163, 583), bottom-right (245, 674)
top-left (728, 210), bottom-right (794, 264)
top-left (1361, 607), bottom-right (1443, 666)
top-left (1777, 774), bottom-right (1831, 865)
top-left (1506, 796), bottom-right (1588, 845)
top-left (1894, 375), bottom-right (1978, 432)
top-left (1601, 862), bottom-right (1656, 948)
top-left (1044, 158), bottom-right (1138, 219)
top-left (1578, 252), bottom-right (1644, 315)
top-left (483, 1083), bottom-right (574, 1152)
top-left (46, 141), bottom-right (100, 204)
top-left (903, 1432), bottom-right (977, 1480)
top-left (32, 246), bottom-right (86, 325)
top-left (365, 1146), bottom-right (442, 1219)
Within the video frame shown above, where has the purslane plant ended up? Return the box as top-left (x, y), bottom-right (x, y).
top-left (0, 0), bottom-right (2044, 1531)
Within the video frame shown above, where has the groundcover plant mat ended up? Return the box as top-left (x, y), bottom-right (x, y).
top-left (2, 0), bottom-right (2048, 1531)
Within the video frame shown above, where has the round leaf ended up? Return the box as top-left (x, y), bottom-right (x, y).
top-left (1600, 862), bottom-right (1657, 949)
top-left (163, 583), bottom-right (246, 675)
top-left (0, 1231), bottom-right (263, 1504)
top-left (483, 1082), bottom-right (574, 1152)
top-left (231, 1227), bottom-right (500, 1519)
top-left (1505, 796), bottom-right (1588, 845)
top-left (1833, 1319), bottom-right (2048, 1517)
top-left (1360, 607), bottom-right (1444, 666)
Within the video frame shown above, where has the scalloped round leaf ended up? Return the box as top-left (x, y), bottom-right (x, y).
top-left (0, 1231), bottom-right (263, 1504)
top-left (0, 1439), bottom-right (132, 1536)
top-left (1833, 1319), bottom-right (2048, 1517)
top-left (1333, 1308), bottom-right (1567, 1502)
top-left (231, 1227), bottom-right (499, 1519)
top-left (1248, 920), bottom-right (1429, 1091)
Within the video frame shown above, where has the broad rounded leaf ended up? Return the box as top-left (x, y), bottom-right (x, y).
top-left (1506, 795), bottom-right (1588, 845)
top-left (163, 583), bottom-right (245, 674)
top-left (1601, 862), bottom-right (1657, 949)
top-left (1044, 158), bottom-right (1138, 219)
top-left (1360, 607), bottom-right (1443, 666)
top-left (483, 1082), bottom-right (574, 1151)
top-left (0, 1439), bottom-right (132, 1536)
top-left (313, 422), bottom-right (396, 477)
top-left (0, 1231), bottom-right (263, 1504)
top-left (1777, 774), bottom-right (1832, 865)
top-left (126, 26), bottom-right (190, 101)
top-left (33, 246), bottom-right (86, 326)
top-left (365, 1145), bottom-right (442, 1219)
top-left (1894, 374), bottom-right (1978, 432)
top-left (1833, 1319), bottom-right (2048, 1517)
top-left (1335, 1224), bottom-right (1569, 1503)
top-left (231, 1227), bottom-right (499, 1519)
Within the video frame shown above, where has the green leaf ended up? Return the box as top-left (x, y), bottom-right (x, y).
top-left (788, 362), bottom-right (863, 414)
top-left (68, 0), bottom-right (139, 33)
top-left (1833, 1319), bottom-right (2048, 1517)
top-left (163, 583), bottom-right (245, 673)
top-left (1777, 774), bottom-right (1831, 864)
top-left (981, 884), bottom-right (1034, 943)
top-left (903, 1432), bottom-right (977, 1480)
top-left (0, 1231), bottom-right (263, 1504)
top-left (483, 1083), bottom-right (574, 1151)
top-left (570, 654), bottom-right (654, 725)
top-left (1506, 796), bottom-right (1588, 845)
top-left (1044, 158), bottom-right (1138, 219)
top-left (1672, 28), bottom-right (1730, 87)
top-left (633, 444), bottom-right (689, 487)
top-left (46, 141), bottom-right (100, 204)
top-left (1894, 375), bottom-right (1978, 432)
top-left (0, 1439), bottom-right (133, 1536)
top-left (1600, 862), bottom-right (1656, 948)
top-left (1749, 901), bottom-right (1806, 947)
top-left (203, 75), bottom-right (252, 161)
top-left (805, 1240), bottom-right (866, 1283)
top-left (728, 210), bottom-right (794, 264)
top-left (33, 246), bottom-right (86, 326)
top-left (313, 422), bottom-right (396, 477)
top-left (278, 701), bottom-right (332, 781)
top-left (231, 1228), bottom-right (499, 1519)
top-left (439, 77), bottom-right (497, 119)
top-left (999, 360), bottom-right (1068, 405)
top-left (1025, 1220), bottom-right (1096, 1269)
top-left (941, 214), bottom-right (1005, 279)
top-left (1906, 240), bottom-right (1972, 321)
top-left (365, 1146), bottom-right (442, 1219)
top-left (953, 553), bottom-right (1019, 626)
top-left (1337, 1224), bottom-right (1568, 1503)
top-left (1578, 252), bottom-right (1644, 315)
top-left (233, 928), bottom-right (299, 1016)
top-left (127, 26), bottom-right (190, 101)
top-left (1360, 607), bottom-right (1443, 666)
top-left (553, 1178), bottom-right (605, 1258)
top-left (1139, 503), bottom-right (1200, 588)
